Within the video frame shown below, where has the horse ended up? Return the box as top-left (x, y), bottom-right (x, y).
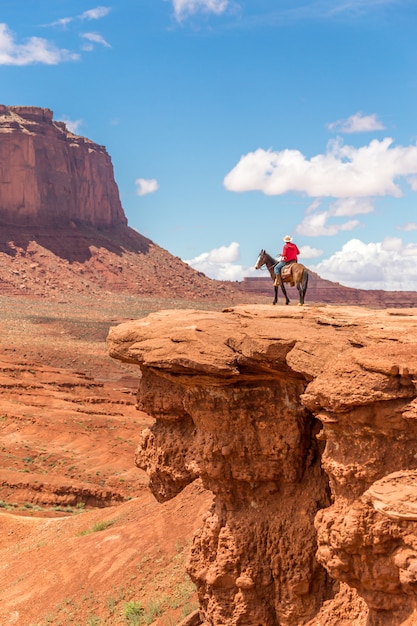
top-left (255, 249), bottom-right (309, 306)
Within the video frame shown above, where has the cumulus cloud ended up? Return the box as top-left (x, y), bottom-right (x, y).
top-left (80, 32), bottom-right (111, 47)
top-left (185, 242), bottom-right (259, 281)
top-left (408, 176), bottom-right (417, 191)
top-left (172, 0), bottom-right (229, 21)
top-left (328, 197), bottom-right (375, 216)
top-left (0, 23), bottom-right (79, 65)
top-left (296, 197), bottom-right (375, 237)
top-left (397, 222), bottom-right (417, 231)
top-left (224, 138), bottom-right (417, 198)
top-left (296, 210), bottom-right (361, 236)
top-left (327, 112), bottom-right (385, 133)
top-left (135, 178), bottom-right (159, 196)
top-left (311, 238), bottom-right (417, 291)
top-left (299, 245), bottom-right (324, 259)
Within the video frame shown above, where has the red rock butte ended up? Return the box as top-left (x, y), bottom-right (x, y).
top-left (108, 304), bottom-right (417, 626)
top-left (0, 105), bottom-right (127, 228)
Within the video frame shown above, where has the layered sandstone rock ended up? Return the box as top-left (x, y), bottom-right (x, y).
top-left (108, 305), bottom-right (417, 625)
top-left (0, 105), bottom-right (126, 228)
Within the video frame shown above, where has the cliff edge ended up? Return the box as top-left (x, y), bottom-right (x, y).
top-left (108, 304), bottom-right (417, 625)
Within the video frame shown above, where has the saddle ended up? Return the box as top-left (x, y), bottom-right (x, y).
top-left (274, 261), bottom-right (296, 287)
top-left (280, 262), bottom-right (296, 286)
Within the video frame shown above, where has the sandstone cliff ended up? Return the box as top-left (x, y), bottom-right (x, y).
top-left (0, 105), bottom-right (126, 228)
top-left (108, 305), bottom-right (417, 625)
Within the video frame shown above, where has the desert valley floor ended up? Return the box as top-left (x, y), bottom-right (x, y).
top-left (0, 292), bottom-right (234, 626)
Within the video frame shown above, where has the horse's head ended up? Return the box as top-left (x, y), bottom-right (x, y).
top-left (255, 249), bottom-right (266, 270)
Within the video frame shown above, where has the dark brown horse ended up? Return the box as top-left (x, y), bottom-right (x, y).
top-left (255, 249), bottom-right (309, 305)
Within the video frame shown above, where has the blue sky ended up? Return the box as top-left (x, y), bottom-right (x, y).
top-left (2, 0), bottom-right (417, 290)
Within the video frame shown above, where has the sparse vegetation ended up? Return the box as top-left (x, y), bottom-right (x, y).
top-left (143, 598), bottom-right (163, 624)
top-left (123, 600), bottom-right (144, 625)
top-left (78, 518), bottom-right (117, 536)
top-left (169, 579), bottom-right (197, 610)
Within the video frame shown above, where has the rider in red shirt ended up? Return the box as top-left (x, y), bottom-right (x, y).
top-left (274, 235), bottom-right (300, 284)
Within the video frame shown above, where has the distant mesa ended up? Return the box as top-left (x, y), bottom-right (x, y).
top-left (0, 104), bottom-right (127, 229)
top-left (242, 272), bottom-right (417, 308)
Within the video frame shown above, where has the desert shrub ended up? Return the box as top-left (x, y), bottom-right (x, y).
top-left (123, 600), bottom-right (144, 625)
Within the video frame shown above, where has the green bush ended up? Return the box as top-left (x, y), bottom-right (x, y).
top-left (123, 600), bottom-right (144, 625)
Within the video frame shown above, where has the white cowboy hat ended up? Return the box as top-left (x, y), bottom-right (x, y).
top-left (283, 235), bottom-right (293, 242)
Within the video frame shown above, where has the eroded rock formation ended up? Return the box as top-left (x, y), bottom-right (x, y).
top-left (107, 305), bottom-right (417, 625)
top-left (0, 104), bottom-right (126, 228)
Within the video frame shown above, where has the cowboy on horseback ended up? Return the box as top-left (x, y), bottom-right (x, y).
top-left (273, 235), bottom-right (300, 287)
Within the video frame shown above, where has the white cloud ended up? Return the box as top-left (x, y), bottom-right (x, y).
top-left (403, 243), bottom-right (417, 257)
top-left (327, 112), bottom-right (385, 133)
top-left (224, 138), bottom-right (417, 198)
top-left (311, 237), bottom-right (417, 291)
top-left (80, 7), bottom-right (112, 21)
top-left (296, 210), bottom-right (361, 236)
top-left (80, 32), bottom-right (111, 47)
top-left (408, 176), bottom-right (417, 191)
top-left (49, 17), bottom-right (74, 27)
top-left (0, 23), bottom-right (79, 65)
top-left (397, 222), bottom-right (417, 231)
top-left (135, 178), bottom-right (159, 196)
top-left (61, 117), bottom-right (83, 134)
top-left (328, 197), bottom-right (374, 216)
top-left (299, 245), bottom-right (324, 259)
top-left (48, 6), bottom-right (111, 28)
top-left (296, 197), bottom-right (374, 237)
top-left (185, 242), bottom-right (259, 281)
top-left (381, 236), bottom-right (403, 252)
top-left (172, 0), bottom-right (229, 20)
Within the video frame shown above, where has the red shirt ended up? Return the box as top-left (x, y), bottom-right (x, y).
top-left (281, 242), bottom-right (300, 262)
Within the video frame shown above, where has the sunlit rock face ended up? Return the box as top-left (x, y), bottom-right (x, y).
top-left (0, 105), bottom-right (127, 228)
top-left (108, 305), bottom-right (417, 626)
top-left (303, 335), bottom-right (417, 625)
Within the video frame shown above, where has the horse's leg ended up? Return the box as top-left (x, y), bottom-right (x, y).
top-left (297, 270), bottom-right (309, 305)
top-left (281, 283), bottom-right (290, 305)
top-left (301, 270), bottom-right (309, 304)
top-left (273, 284), bottom-right (278, 305)
top-left (296, 282), bottom-right (303, 305)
